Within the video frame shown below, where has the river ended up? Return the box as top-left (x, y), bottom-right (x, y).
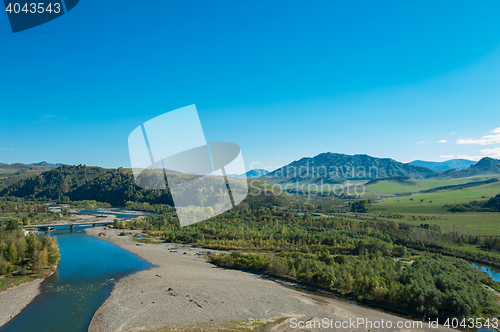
top-left (472, 263), bottom-right (500, 282)
top-left (0, 226), bottom-right (154, 332)
top-left (74, 207), bottom-right (157, 220)
top-left (2, 206), bottom-right (500, 332)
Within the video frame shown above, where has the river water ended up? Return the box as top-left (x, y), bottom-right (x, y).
top-left (74, 207), bottom-right (157, 220)
top-left (0, 227), bottom-right (154, 332)
top-left (472, 263), bottom-right (500, 282)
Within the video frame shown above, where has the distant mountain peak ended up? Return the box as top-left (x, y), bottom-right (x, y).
top-left (29, 161), bottom-right (62, 167)
top-left (473, 157), bottom-right (500, 169)
top-left (408, 159), bottom-right (476, 171)
top-left (434, 157), bottom-right (500, 179)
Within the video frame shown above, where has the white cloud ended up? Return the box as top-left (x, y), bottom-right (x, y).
top-left (457, 127), bottom-right (500, 145)
top-left (479, 147), bottom-right (500, 158)
top-left (416, 141), bottom-right (424, 144)
top-left (9, 148), bottom-right (13, 151)
top-left (450, 132), bottom-right (456, 135)
top-left (440, 155), bottom-right (454, 160)
top-left (457, 155), bottom-right (484, 161)
top-left (438, 140), bottom-right (448, 143)
top-left (0, 148), bottom-right (4, 150)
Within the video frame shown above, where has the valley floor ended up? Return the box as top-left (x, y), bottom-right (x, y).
top-left (85, 227), bottom-right (453, 332)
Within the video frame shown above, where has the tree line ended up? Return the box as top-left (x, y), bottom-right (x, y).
top-left (445, 194), bottom-right (500, 212)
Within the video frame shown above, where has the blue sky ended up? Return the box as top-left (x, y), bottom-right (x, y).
top-left (1, 1), bottom-right (500, 170)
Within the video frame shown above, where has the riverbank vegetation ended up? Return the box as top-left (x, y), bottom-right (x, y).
top-left (0, 219), bottom-right (60, 291)
top-left (0, 200), bottom-right (59, 225)
top-left (67, 200), bottom-right (111, 210)
top-left (127, 206), bottom-right (500, 320)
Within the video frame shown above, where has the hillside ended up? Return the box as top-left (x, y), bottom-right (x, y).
top-left (0, 165), bottom-right (295, 209)
top-left (409, 159), bottom-right (476, 171)
top-left (435, 157), bottom-right (500, 179)
top-left (0, 161), bottom-right (63, 190)
top-left (0, 161), bottom-right (62, 170)
top-left (0, 165), bottom-right (174, 206)
top-left (265, 152), bottom-right (439, 183)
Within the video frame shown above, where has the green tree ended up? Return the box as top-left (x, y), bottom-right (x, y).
top-left (47, 237), bottom-right (61, 266)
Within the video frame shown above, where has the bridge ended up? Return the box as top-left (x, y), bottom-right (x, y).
top-left (23, 221), bottom-right (114, 232)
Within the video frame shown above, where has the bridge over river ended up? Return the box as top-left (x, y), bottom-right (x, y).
top-left (23, 220), bottom-right (114, 232)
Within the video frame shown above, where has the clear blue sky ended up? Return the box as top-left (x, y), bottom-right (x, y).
top-left (1, 1), bottom-right (500, 170)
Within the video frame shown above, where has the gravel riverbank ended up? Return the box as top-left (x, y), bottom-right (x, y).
top-left (0, 278), bottom-right (43, 328)
top-left (85, 227), bottom-right (451, 332)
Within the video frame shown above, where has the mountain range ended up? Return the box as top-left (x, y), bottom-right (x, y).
top-left (0, 161), bottom-right (62, 169)
top-left (434, 157), bottom-right (500, 179)
top-left (264, 153), bottom-right (440, 183)
top-left (227, 169), bottom-right (270, 178)
top-left (263, 153), bottom-right (499, 183)
top-left (408, 159), bottom-right (476, 171)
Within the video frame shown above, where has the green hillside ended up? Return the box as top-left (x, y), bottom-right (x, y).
top-left (0, 165), bottom-right (173, 206)
top-left (0, 165), bottom-right (299, 210)
top-left (365, 175), bottom-right (497, 197)
top-left (364, 180), bottom-right (500, 235)
top-left (435, 157), bottom-right (500, 179)
top-left (0, 162), bottom-right (61, 190)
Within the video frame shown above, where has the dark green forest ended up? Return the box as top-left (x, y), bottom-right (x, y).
top-left (0, 165), bottom-right (174, 206)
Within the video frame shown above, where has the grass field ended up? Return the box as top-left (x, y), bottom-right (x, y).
top-left (0, 212), bottom-right (59, 223)
top-left (365, 175), bottom-right (494, 196)
top-left (379, 179), bottom-right (500, 204)
top-left (0, 266), bottom-right (54, 291)
top-left (265, 176), bottom-right (498, 201)
top-left (361, 180), bottom-right (500, 236)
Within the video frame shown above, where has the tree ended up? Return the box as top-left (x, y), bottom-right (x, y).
top-left (22, 216), bottom-right (30, 225)
top-left (47, 237), bottom-right (61, 266)
top-left (7, 242), bottom-right (17, 265)
top-left (33, 247), bottom-right (48, 274)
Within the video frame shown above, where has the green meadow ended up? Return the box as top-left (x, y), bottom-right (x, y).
top-left (361, 180), bottom-right (500, 236)
top-left (365, 175), bottom-right (493, 196)
top-left (0, 169), bottom-right (16, 175)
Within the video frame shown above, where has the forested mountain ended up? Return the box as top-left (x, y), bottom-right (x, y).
top-left (435, 157), bottom-right (500, 179)
top-left (265, 153), bottom-right (439, 183)
top-left (409, 159), bottom-right (476, 171)
top-left (0, 165), bottom-right (174, 206)
top-left (0, 165), bottom-right (293, 208)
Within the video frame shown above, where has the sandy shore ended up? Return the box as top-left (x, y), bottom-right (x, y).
top-left (0, 278), bottom-right (43, 327)
top-left (85, 227), bottom-right (452, 332)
